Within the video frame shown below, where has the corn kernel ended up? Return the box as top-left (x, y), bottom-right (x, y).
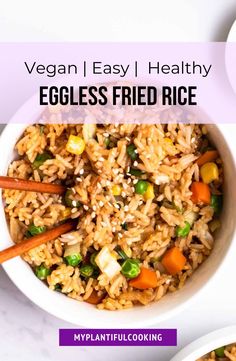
top-left (144, 183), bottom-right (155, 200)
top-left (163, 137), bottom-right (173, 144)
top-left (112, 184), bottom-right (122, 196)
top-left (200, 162), bottom-right (219, 184)
top-left (61, 208), bottom-right (71, 220)
top-left (66, 135), bottom-right (85, 155)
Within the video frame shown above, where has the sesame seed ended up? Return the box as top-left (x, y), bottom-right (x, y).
top-left (71, 187), bottom-right (76, 194)
top-left (79, 169), bottom-right (84, 175)
top-left (72, 200), bottom-right (77, 207)
top-left (99, 200), bottom-right (104, 207)
top-left (98, 157), bottom-right (105, 162)
top-left (101, 221), bottom-right (107, 227)
top-left (112, 227), bottom-right (116, 232)
top-left (97, 182), bottom-right (102, 189)
top-left (113, 169), bottom-right (119, 175)
top-left (131, 187), bottom-right (135, 192)
top-left (118, 232), bottom-right (122, 238)
top-left (127, 166), bottom-right (130, 172)
top-left (114, 203), bottom-right (120, 209)
top-left (76, 177), bottom-right (82, 182)
top-left (125, 137), bottom-right (131, 141)
top-left (83, 205), bottom-right (89, 211)
top-left (124, 205), bottom-right (129, 212)
top-left (91, 212), bottom-right (96, 219)
top-left (133, 179), bottom-right (138, 184)
top-left (121, 191), bottom-right (126, 198)
top-left (123, 183), bottom-right (128, 190)
top-left (71, 208), bottom-right (78, 213)
top-left (98, 170), bottom-right (102, 174)
top-left (127, 178), bottom-right (131, 184)
top-left (92, 205), bottom-right (97, 211)
top-left (103, 132), bottom-right (109, 137)
top-left (108, 202), bottom-right (112, 207)
top-left (106, 180), bottom-right (111, 186)
top-left (139, 200), bottom-right (143, 206)
top-left (134, 149), bottom-right (138, 154)
top-left (133, 161), bottom-right (138, 167)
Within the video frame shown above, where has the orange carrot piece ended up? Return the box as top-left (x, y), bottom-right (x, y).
top-left (161, 247), bottom-right (186, 275)
top-left (196, 150), bottom-right (218, 166)
top-left (190, 181), bottom-right (211, 204)
top-left (85, 291), bottom-right (105, 305)
top-left (129, 267), bottom-right (158, 289)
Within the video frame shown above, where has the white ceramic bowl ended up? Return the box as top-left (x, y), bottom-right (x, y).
top-left (0, 100), bottom-right (235, 327)
top-left (171, 326), bottom-right (236, 361)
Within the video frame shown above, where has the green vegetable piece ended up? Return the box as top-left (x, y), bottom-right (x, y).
top-left (54, 283), bottom-right (62, 292)
top-left (115, 245), bottom-right (128, 260)
top-left (80, 264), bottom-right (94, 278)
top-left (90, 252), bottom-right (98, 268)
top-left (33, 152), bottom-right (52, 169)
top-left (127, 144), bottom-right (138, 160)
top-left (121, 259), bottom-right (141, 279)
top-left (129, 168), bottom-right (142, 177)
top-left (210, 194), bottom-right (223, 215)
top-left (176, 222), bottom-right (191, 237)
top-left (64, 253), bottom-right (82, 267)
top-left (91, 268), bottom-right (100, 279)
top-left (35, 264), bottom-right (51, 280)
top-left (64, 189), bottom-right (80, 208)
top-left (214, 346), bottom-right (225, 357)
top-left (104, 137), bottom-right (110, 148)
top-left (135, 180), bottom-right (148, 195)
top-left (28, 224), bottom-right (46, 236)
top-left (121, 222), bottom-right (128, 231)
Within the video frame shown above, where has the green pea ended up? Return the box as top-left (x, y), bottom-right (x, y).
top-left (35, 264), bottom-right (51, 280)
top-left (90, 252), bottom-right (98, 268)
top-left (115, 245), bottom-right (128, 261)
top-left (176, 222), bottom-right (191, 237)
top-left (127, 144), bottom-right (138, 160)
top-left (64, 253), bottom-right (82, 267)
top-left (135, 180), bottom-right (148, 195)
top-left (28, 224), bottom-right (46, 236)
top-left (214, 346), bottom-right (225, 357)
top-left (64, 189), bottom-right (80, 208)
top-left (80, 264), bottom-right (94, 278)
top-left (129, 168), bottom-right (142, 177)
top-left (121, 259), bottom-right (141, 279)
top-left (32, 152), bottom-right (52, 169)
top-left (210, 194), bottom-right (223, 215)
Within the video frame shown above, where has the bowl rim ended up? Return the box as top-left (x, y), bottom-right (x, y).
top-left (0, 99), bottom-right (236, 328)
top-left (170, 326), bottom-right (236, 361)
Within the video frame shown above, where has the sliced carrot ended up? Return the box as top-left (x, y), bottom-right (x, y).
top-left (161, 247), bottom-right (186, 275)
top-left (196, 150), bottom-right (218, 167)
top-left (129, 267), bottom-right (158, 289)
top-left (190, 181), bottom-right (211, 204)
top-left (85, 291), bottom-right (105, 305)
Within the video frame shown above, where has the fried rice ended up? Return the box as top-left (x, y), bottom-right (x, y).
top-left (3, 122), bottom-right (223, 310)
top-left (197, 343), bottom-right (236, 361)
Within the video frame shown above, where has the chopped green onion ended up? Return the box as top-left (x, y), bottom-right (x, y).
top-left (90, 252), bottom-right (98, 267)
top-left (129, 168), bottom-right (142, 177)
top-left (64, 253), bottom-right (82, 267)
top-left (28, 224), bottom-right (46, 236)
top-left (214, 346), bottom-right (225, 357)
top-left (32, 152), bottom-right (52, 169)
top-left (121, 222), bottom-right (128, 231)
top-left (35, 264), bottom-right (51, 280)
top-left (127, 144), bottom-right (138, 160)
top-left (104, 137), bottom-right (110, 148)
top-left (210, 194), bottom-right (223, 215)
top-left (80, 264), bottom-right (94, 278)
top-left (176, 222), bottom-right (191, 237)
top-left (54, 283), bottom-right (62, 292)
top-left (135, 180), bottom-right (148, 195)
top-left (64, 189), bottom-right (80, 208)
top-left (115, 245), bottom-right (128, 261)
top-left (121, 259), bottom-right (141, 279)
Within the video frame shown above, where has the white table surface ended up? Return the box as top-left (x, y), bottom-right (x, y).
top-left (0, 1), bottom-right (236, 360)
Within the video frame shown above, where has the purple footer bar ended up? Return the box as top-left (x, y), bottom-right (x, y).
top-left (59, 329), bottom-right (177, 346)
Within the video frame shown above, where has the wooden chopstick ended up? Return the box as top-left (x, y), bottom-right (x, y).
top-left (0, 219), bottom-right (77, 264)
top-left (0, 176), bottom-right (66, 194)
